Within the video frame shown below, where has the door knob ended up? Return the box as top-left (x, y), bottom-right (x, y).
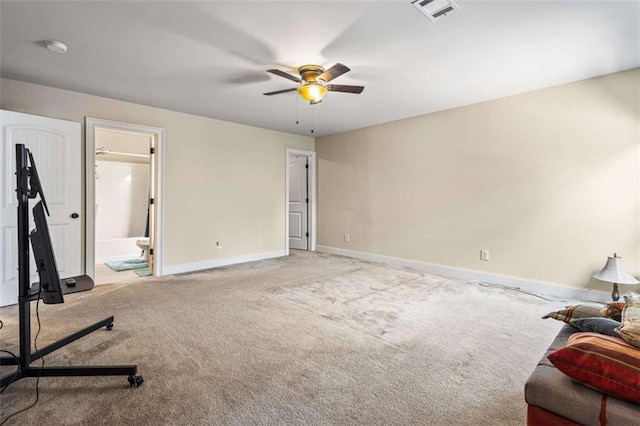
top-left (71, 213), bottom-right (79, 219)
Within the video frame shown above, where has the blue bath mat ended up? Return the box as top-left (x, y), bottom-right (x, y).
top-left (134, 267), bottom-right (151, 277)
top-left (105, 258), bottom-right (148, 272)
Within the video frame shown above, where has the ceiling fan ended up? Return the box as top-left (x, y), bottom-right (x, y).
top-left (263, 63), bottom-right (364, 104)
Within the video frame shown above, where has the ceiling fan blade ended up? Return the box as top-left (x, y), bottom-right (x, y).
top-left (319, 63), bottom-right (350, 82)
top-left (267, 69), bottom-right (301, 83)
top-left (263, 88), bottom-right (298, 96)
top-left (326, 84), bottom-right (365, 94)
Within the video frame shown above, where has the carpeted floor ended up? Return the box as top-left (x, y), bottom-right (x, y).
top-left (0, 251), bottom-right (566, 425)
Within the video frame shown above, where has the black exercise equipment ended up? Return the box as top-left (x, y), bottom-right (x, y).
top-left (0, 144), bottom-right (143, 388)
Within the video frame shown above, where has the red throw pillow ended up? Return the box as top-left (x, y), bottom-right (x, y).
top-left (548, 332), bottom-right (640, 403)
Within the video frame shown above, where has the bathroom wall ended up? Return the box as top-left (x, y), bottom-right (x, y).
top-left (95, 127), bottom-right (151, 163)
top-left (95, 160), bottom-right (150, 240)
top-left (95, 159), bottom-right (150, 263)
top-left (94, 128), bottom-right (151, 262)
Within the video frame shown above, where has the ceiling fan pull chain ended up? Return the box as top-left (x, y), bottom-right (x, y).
top-left (296, 95), bottom-right (299, 125)
top-left (311, 105), bottom-right (314, 134)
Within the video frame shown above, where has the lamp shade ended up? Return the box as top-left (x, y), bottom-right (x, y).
top-left (297, 83), bottom-right (327, 103)
top-left (592, 254), bottom-right (639, 285)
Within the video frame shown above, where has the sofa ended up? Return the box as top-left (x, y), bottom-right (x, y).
top-left (525, 324), bottom-right (640, 425)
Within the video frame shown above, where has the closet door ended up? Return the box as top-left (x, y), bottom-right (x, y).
top-left (288, 155), bottom-right (309, 250)
top-left (0, 110), bottom-right (81, 307)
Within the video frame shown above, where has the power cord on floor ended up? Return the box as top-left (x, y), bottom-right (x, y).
top-left (0, 290), bottom-right (45, 426)
top-left (477, 281), bottom-right (571, 302)
top-left (0, 350), bottom-right (19, 395)
top-left (0, 319), bottom-right (19, 395)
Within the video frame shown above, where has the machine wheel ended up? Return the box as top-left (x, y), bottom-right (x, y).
top-left (128, 375), bottom-right (144, 387)
top-left (105, 323), bottom-right (114, 331)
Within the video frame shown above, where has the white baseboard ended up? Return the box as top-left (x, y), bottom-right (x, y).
top-left (162, 250), bottom-right (286, 276)
top-left (316, 245), bottom-right (610, 303)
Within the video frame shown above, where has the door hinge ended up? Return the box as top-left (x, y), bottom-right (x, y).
top-left (305, 164), bottom-right (308, 169)
top-left (150, 147), bottom-right (155, 155)
top-left (305, 232), bottom-right (309, 237)
top-left (305, 198), bottom-right (309, 203)
top-left (149, 248), bottom-right (154, 255)
top-left (150, 198), bottom-right (155, 205)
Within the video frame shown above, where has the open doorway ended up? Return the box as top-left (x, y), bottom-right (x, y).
top-left (86, 118), bottom-right (164, 283)
top-left (285, 148), bottom-right (316, 254)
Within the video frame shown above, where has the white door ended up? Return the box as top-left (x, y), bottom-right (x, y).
top-left (288, 155), bottom-right (308, 250)
top-left (0, 110), bottom-right (82, 307)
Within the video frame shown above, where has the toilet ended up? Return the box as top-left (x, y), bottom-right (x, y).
top-left (136, 238), bottom-right (150, 261)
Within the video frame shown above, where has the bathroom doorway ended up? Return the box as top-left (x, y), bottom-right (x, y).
top-left (86, 118), bottom-right (164, 284)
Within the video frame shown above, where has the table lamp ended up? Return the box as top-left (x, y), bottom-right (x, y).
top-left (592, 253), bottom-right (639, 301)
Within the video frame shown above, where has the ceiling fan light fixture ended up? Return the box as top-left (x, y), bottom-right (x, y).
top-left (298, 83), bottom-right (327, 103)
top-left (264, 63), bottom-right (363, 103)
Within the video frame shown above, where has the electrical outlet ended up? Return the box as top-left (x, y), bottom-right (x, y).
top-left (344, 234), bottom-right (350, 242)
top-left (216, 241), bottom-right (222, 250)
top-left (480, 250), bottom-right (489, 261)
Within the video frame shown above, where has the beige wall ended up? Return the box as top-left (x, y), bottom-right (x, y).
top-left (316, 69), bottom-right (640, 292)
top-left (0, 78), bottom-right (314, 268)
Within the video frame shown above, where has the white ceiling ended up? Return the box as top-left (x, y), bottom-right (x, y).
top-left (1, 1), bottom-right (638, 137)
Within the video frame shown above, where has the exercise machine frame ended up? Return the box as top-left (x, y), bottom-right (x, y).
top-left (0, 144), bottom-right (143, 388)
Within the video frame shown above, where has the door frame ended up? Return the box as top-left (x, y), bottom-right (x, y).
top-left (85, 118), bottom-right (165, 278)
top-left (285, 148), bottom-right (316, 255)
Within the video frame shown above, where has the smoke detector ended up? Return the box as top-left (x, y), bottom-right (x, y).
top-left (45, 40), bottom-right (68, 54)
top-left (412, 0), bottom-right (460, 21)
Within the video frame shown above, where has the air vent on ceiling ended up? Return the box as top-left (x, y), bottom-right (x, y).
top-left (412, 0), bottom-right (460, 21)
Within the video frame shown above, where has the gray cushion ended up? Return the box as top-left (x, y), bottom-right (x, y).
top-left (571, 317), bottom-right (621, 337)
